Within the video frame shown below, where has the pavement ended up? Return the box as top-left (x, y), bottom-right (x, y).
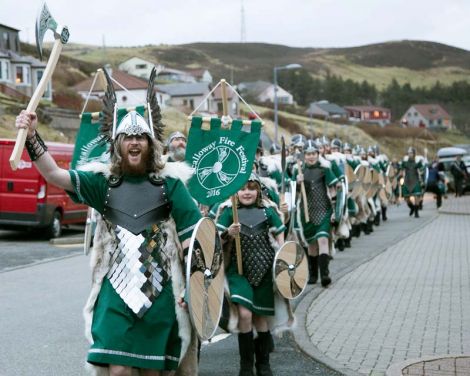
top-left (293, 195), bottom-right (470, 376)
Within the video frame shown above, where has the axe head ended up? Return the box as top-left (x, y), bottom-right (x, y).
top-left (35, 2), bottom-right (69, 60)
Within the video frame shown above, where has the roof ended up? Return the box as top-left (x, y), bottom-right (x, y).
top-left (410, 104), bottom-right (451, 120)
top-left (0, 49), bottom-right (46, 67)
top-left (307, 101), bottom-right (347, 115)
top-left (345, 105), bottom-right (391, 112)
top-left (155, 82), bottom-right (209, 97)
top-left (187, 68), bottom-right (209, 78)
top-left (74, 69), bottom-right (149, 92)
top-left (0, 24), bottom-right (20, 32)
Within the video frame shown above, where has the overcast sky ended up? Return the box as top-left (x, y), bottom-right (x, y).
top-left (1, 0), bottom-right (470, 50)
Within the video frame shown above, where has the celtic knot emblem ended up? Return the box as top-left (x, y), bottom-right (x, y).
top-left (196, 146), bottom-right (240, 190)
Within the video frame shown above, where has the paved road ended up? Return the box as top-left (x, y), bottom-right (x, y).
top-left (297, 196), bottom-right (470, 375)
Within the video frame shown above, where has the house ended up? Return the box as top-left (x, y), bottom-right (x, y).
top-left (74, 68), bottom-right (169, 108)
top-left (345, 105), bottom-right (391, 126)
top-left (238, 80), bottom-right (294, 105)
top-left (118, 57), bottom-right (162, 79)
top-left (401, 104), bottom-right (452, 129)
top-left (0, 23), bottom-right (51, 100)
top-left (209, 85), bottom-right (239, 116)
top-left (306, 100), bottom-right (347, 119)
top-left (156, 82), bottom-right (210, 111)
top-left (158, 68), bottom-right (197, 83)
top-left (187, 68), bottom-right (213, 83)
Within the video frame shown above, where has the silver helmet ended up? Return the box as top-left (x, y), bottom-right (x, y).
top-left (304, 139), bottom-right (318, 153)
top-left (166, 131), bottom-right (187, 147)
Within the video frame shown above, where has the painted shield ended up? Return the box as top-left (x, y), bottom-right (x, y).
top-left (273, 241), bottom-right (308, 299)
top-left (386, 164), bottom-right (397, 179)
top-left (186, 217), bottom-right (225, 341)
top-left (351, 165), bottom-right (366, 198)
top-left (366, 169), bottom-right (380, 199)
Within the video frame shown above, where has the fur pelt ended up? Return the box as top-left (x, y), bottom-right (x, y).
top-left (259, 155), bottom-right (282, 174)
top-left (259, 175), bottom-right (279, 194)
top-left (325, 152), bottom-right (346, 166)
top-left (78, 161), bottom-right (197, 376)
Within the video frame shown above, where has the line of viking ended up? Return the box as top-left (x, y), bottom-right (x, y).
top-left (292, 139), bottom-right (339, 288)
top-left (215, 173), bottom-right (295, 376)
top-left (14, 66), bottom-right (201, 374)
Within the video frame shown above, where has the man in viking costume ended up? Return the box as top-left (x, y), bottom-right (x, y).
top-left (294, 140), bottom-right (338, 287)
top-left (15, 68), bottom-right (200, 376)
top-left (164, 131), bottom-right (187, 162)
top-left (216, 173), bottom-right (287, 376)
top-left (400, 147), bottom-right (424, 218)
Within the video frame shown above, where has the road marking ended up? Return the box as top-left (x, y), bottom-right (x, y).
top-left (202, 333), bottom-right (231, 346)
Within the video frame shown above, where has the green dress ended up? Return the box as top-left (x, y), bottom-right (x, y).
top-left (217, 205), bottom-right (285, 316)
top-left (67, 170), bottom-right (201, 370)
top-left (399, 159), bottom-right (424, 197)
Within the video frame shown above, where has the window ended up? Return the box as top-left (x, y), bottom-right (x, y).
top-left (135, 64), bottom-right (147, 69)
top-left (16, 65), bottom-right (31, 85)
top-left (3, 32), bottom-right (9, 50)
top-left (36, 70), bottom-right (51, 98)
top-left (373, 110), bottom-right (380, 118)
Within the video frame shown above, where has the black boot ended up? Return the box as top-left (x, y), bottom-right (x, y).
top-left (382, 207), bottom-right (388, 221)
top-left (436, 194), bottom-right (442, 209)
top-left (238, 332), bottom-right (255, 376)
top-left (414, 205), bottom-right (420, 218)
top-left (319, 254), bottom-right (332, 287)
top-left (307, 256), bottom-right (318, 284)
top-left (367, 220), bottom-right (374, 233)
top-left (345, 236), bottom-right (351, 248)
top-left (352, 224), bottom-right (361, 238)
top-left (362, 222), bottom-right (370, 235)
top-left (374, 212), bottom-right (381, 226)
top-left (255, 332), bottom-right (273, 376)
top-left (336, 239), bottom-right (345, 251)
top-left (408, 202), bottom-right (415, 216)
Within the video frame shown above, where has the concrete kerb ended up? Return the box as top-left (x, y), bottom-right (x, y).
top-left (292, 213), bottom-right (438, 376)
top-left (386, 354), bottom-right (470, 376)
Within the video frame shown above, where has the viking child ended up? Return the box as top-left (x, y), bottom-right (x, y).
top-left (15, 68), bottom-right (201, 375)
top-left (294, 140), bottom-right (339, 287)
top-left (216, 173), bottom-right (287, 376)
top-left (400, 147), bottom-right (425, 218)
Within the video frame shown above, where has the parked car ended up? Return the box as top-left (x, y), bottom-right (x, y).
top-left (437, 147), bottom-right (470, 192)
top-left (0, 139), bottom-right (88, 238)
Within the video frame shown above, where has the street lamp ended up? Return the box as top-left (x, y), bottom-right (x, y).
top-left (273, 63), bottom-right (302, 143)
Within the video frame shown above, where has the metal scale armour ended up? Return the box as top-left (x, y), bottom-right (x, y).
top-left (235, 207), bottom-right (275, 287)
top-left (403, 160), bottom-right (420, 192)
top-left (303, 165), bottom-right (330, 225)
top-left (103, 175), bottom-right (172, 318)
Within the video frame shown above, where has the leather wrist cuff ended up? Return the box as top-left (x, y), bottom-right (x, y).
top-left (25, 131), bottom-right (48, 161)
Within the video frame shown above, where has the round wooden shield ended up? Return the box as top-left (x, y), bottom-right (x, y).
top-left (387, 164), bottom-right (397, 179)
top-left (273, 241), bottom-right (308, 299)
top-left (366, 170), bottom-right (381, 198)
top-left (345, 163), bottom-right (356, 186)
top-left (186, 217), bottom-right (225, 341)
top-left (335, 182), bottom-right (347, 223)
top-left (362, 167), bottom-right (372, 196)
top-left (351, 165), bottom-right (366, 199)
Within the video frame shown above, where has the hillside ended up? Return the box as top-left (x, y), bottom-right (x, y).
top-left (55, 40), bottom-right (470, 89)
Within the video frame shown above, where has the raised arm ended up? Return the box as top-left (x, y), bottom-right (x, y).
top-left (15, 110), bottom-right (73, 191)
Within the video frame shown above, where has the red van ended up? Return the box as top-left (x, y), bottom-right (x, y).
top-left (0, 139), bottom-right (88, 238)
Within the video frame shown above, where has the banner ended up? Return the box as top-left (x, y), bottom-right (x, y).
top-left (71, 106), bottom-right (146, 169)
top-left (185, 116), bottom-right (261, 205)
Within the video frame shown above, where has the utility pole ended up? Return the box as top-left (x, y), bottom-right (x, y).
top-left (240, 0), bottom-right (246, 43)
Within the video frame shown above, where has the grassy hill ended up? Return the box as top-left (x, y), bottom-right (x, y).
top-left (54, 40), bottom-right (470, 89)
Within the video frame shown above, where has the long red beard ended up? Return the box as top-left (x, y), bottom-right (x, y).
top-left (121, 150), bottom-right (150, 176)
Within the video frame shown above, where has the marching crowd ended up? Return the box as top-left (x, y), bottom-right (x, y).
top-left (14, 68), bottom-right (456, 376)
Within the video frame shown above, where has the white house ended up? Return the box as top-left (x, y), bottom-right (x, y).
top-left (187, 68), bottom-right (213, 83)
top-left (118, 57), bottom-right (164, 79)
top-left (158, 68), bottom-right (197, 83)
top-left (74, 68), bottom-right (169, 108)
top-left (0, 23), bottom-right (50, 100)
top-left (155, 82), bottom-right (210, 111)
top-left (238, 80), bottom-right (294, 105)
top-left (401, 104), bottom-right (452, 129)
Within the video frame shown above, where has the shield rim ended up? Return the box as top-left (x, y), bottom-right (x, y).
top-left (186, 217), bottom-right (225, 341)
top-left (272, 241), bottom-right (308, 300)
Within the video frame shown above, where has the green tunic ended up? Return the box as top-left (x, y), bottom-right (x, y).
top-left (216, 205), bottom-right (285, 316)
top-left (399, 159), bottom-right (424, 197)
top-left (67, 170), bottom-right (201, 370)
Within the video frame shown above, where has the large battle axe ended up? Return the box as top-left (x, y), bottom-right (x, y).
top-left (9, 3), bottom-right (69, 170)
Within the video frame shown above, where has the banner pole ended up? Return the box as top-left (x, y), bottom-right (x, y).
top-left (222, 78), bottom-right (243, 275)
top-left (297, 160), bottom-right (310, 222)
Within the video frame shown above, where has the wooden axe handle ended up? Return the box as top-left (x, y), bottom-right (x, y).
top-left (9, 39), bottom-right (64, 170)
top-left (297, 160), bottom-right (310, 222)
top-left (231, 195), bottom-right (243, 275)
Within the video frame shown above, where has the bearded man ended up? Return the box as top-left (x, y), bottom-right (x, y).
top-left (15, 68), bottom-right (200, 376)
top-left (165, 131), bottom-right (187, 162)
